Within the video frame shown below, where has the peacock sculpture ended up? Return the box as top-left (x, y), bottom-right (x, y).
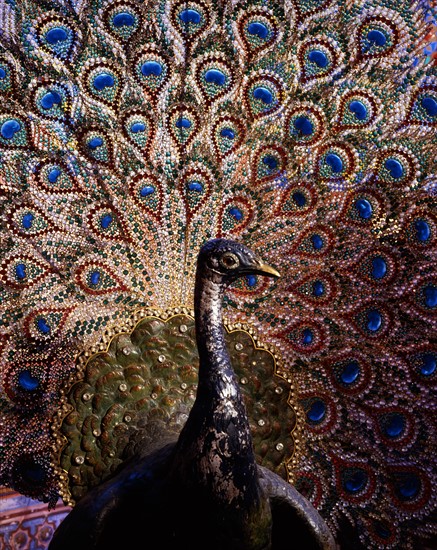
top-left (0, 0), bottom-right (436, 548)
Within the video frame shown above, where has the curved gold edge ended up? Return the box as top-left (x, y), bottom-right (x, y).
top-left (51, 306), bottom-right (304, 506)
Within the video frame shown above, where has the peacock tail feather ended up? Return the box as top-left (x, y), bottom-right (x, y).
top-left (0, 0), bottom-right (436, 547)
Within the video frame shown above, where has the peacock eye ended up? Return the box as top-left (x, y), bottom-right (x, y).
top-left (220, 253), bottom-right (239, 269)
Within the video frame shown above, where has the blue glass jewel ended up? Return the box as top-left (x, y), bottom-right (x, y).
top-left (247, 22), bottom-right (269, 39)
top-left (253, 87), bottom-right (273, 104)
top-left (302, 328), bottom-right (313, 344)
top-left (384, 158), bottom-right (404, 179)
top-left (421, 353), bottom-right (436, 376)
top-left (246, 274), bottom-right (257, 287)
top-left (294, 116), bottom-right (313, 135)
top-left (308, 50), bottom-right (328, 68)
top-left (229, 207), bottom-right (243, 221)
top-left (188, 181), bottom-right (203, 192)
top-left (15, 263), bottom-right (26, 280)
top-left (325, 153), bottom-right (343, 173)
top-left (292, 191), bottom-right (306, 207)
top-left (0, 67), bottom-right (6, 79)
top-left (307, 399), bottom-right (326, 422)
top-left (204, 69), bottom-right (226, 86)
top-left (367, 29), bottom-right (387, 47)
top-left (100, 214), bottom-right (113, 229)
top-left (311, 234), bottom-right (324, 250)
top-left (262, 155), bottom-right (278, 170)
top-left (313, 280), bottom-right (325, 296)
top-left (349, 100), bottom-right (368, 120)
top-left (131, 122), bottom-right (146, 133)
top-left (414, 219), bottom-right (430, 242)
top-left (397, 474), bottom-right (420, 500)
top-left (18, 370), bottom-right (39, 391)
top-left (93, 73), bottom-right (115, 90)
top-left (22, 213), bottom-right (34, 229)
top-left (1, 119), bottom-right (21, 140)
top-left (141, 61), bottom-right (162, 76)
top-left (355, 198), bottom-right (372, 219)
top-left (371, 256), bottom-right (387, 279)
top-left (48, 168), bottom-right (61, 183)
top-left (140, 185), bottom-right (155, 197)
top-left (40, 91), bottom-right (61, 110)
top-left (112, 12), bottom-right (135, 27)
top-left (383, 413), bottom-right (405, 438)
top-left (90, 271), bottom-right (101, 285)
top-left (87, 136), bottom-right (103, 149)
top-left (45, 27), bottom-right (68, 44)
top-left (367, 309), bottom-right (382, 332)
top-left (343, 469), bottom-right (368, 493)
top-left (424, 284), bottom-right (436, 308)
top-left (340, 361), bottom-right (360, 385)
top-left (37, 318), bottom-right (51, 334)
top-left (421, 96), bottom-right (437, 117)
top-left (373, 521), bottom-right (391, 540)
top-left (220, 128), bottom-right (235, 139)
top-left (179, 9), bottom-right (201, 24)
top-left (175, 117), bottom-right (191, 129)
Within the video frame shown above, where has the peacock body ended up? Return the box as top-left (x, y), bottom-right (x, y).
top-left (0, 0), bottom-right (436, 547)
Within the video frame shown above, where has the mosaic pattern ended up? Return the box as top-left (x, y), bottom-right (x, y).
top-left (0, 0), bottom-right (436, 548)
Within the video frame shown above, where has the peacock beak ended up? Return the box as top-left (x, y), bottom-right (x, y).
top-left (255, 262), bottom-right (280, 278)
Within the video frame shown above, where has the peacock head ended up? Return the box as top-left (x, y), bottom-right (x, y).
top-left (198, 238), bottom-right (280, 285)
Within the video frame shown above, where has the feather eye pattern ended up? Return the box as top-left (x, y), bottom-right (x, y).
top-left (0, 0), bottom-right (436, 547)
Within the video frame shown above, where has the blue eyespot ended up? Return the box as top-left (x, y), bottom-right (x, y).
top-left (179, 9), bottom-right (201, 24)
top-left (313, 280), bottom-right (325, 296)
top-left (367, 29), bottom-right (387, 47)
top-left (397, 474), bottom-right (421, 500)
top-left (384, 158), bottom-right (404, 179)
top-left (220, 128), bottom-right (235, 139)
top-left (18, 370), bottom-right (40, 391)
top-left (175, 117), bottom-right (191, 129)
top-left (141, 61), bottom-right (163, 77)
top-left (48, 168), bottom-right (61, 183)
top-left (130, 122), bottom-right (146, 133)
top-left (340, 361), bottom-right (360, 385)
top-left (302, 328), bottom-right (313, 344)
top-left (40, 90), bottom-right (62, 110)
top-left (15, 263), bottom-right (26, 280)
top-left (349, 100), bottom-right (368, 120)
top-left (247, 22), bottom-right (269, 39)
top-left (204, 69), bottom-right (226, 86)
top-left (188, 181), bottom-right (203, 192)
top-left (414, 219), bottom-right (431, 242)
top-left (307, 399), bottom-right (326, 422)
top-left (292, 191), bottom-right (306, 207)
top-left (229, 207), bottom-right (243, 221)
top-left (100, 214), bottom-right (113, 229)
top-left (112, 12), bottom-right (135, 27)
top-left (45, 27), bottom-right (68, 45)
top-left (37, 318), bottom-right (51, 334)
top-left (424, 284), bottom-right (437, 308)
top-left (311, 234), bottom-right (324, 250)
top-left (246, 274), bottom-right (257, 287)
top-left (1, 119), bottom-right (21, 140)
top-left (420, 353), bottom-right (436, 376)
top-left (90, 271), bottom-right (101, 286)
top-left (253, 87), bottom-right (273, 105)
top-left (383, 413), bottom-right (405, 438)
top-left (421, 96), bottom-right (437, 117)
top-left (371, 256), bottom-right (387, 279)
top-left (0, 67), bottom-right (6, 79)
top-left (294, 116), bottom-right (313, 135)
top-left (93, 73), bottom-right (115, 91)
top-left (366, 309), bottom-right (382, 332)
top-left (140, 185), bottom-right (155, 197)
top-left (87, 137), bottom-right (103, 150)
top-left (343, 469), bottom-right (368, 493)
top-left (355, 198), bottom-right (373, 219)
top-left (325, 153), bottom-right (343, 173)
top-left (262, 155), bottom-right (278, 170)
top-left (22, 213), bottom-right (34, 229)
top-left (308, 50), bottom-right (328, 68)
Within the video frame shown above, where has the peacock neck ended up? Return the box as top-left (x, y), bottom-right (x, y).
top-left (172, 269), bottom-right (262, 510)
